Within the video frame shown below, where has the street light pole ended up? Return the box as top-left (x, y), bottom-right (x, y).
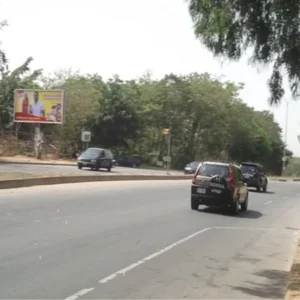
top-left (282, 100), bottom-right (289, 175)
top-left (166, 130), bottom-right (171, 175)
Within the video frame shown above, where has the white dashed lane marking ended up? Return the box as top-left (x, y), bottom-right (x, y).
top-left (264, 201), bottom-right (272, 205)
top-left (63, 226), bottom-right (292, 300)
top-left (65, 288), bottom-right (94, 300)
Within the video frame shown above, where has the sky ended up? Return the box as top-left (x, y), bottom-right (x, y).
top-left (1, 0), bottom-right (300, 156)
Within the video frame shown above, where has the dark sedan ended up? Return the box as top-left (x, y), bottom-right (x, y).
top-left (114, 156), bottom-right (142, 168)
top-left (184, 161), bottom-right (200, 174)
top-left (77, 147), bottom-right (113, 171)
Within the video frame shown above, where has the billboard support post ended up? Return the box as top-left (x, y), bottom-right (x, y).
top-left (13, 89), bottom-right (65, 159)
top-left (34, 124), bottom-right (43, 159)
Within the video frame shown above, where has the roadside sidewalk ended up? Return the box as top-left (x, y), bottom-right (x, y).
top-left (285, 238), bottom-right (300, 300)
top-left (1, 156), bottom-right (300, 181)
top-left (0, 155), bottom-right (178, 172)
top-left (0, 155), bottom-right (76, 166)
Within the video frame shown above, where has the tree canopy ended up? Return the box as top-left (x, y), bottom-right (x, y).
top-left (2, 67), bottom-right (288, 174)
top-left (0, 19), bottom-right (290, 175)
top-left (188, 0), bottom-right (300, 104)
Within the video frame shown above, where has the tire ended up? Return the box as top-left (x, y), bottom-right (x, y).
top-left (78, 164), bottom-right (82, 169)
top-left (241, 193), bottom-right (249, 212)
top-left (229, 198), bottom-right (239, 215)
top-left (95, 164), bottom-right (99, 171)
top-left (256, 184), bottom-right (261, 192)
top-left (263, 184), bottom-right (267, 193)
top-left (107, 163), bottom-right (112, 172)
top-left (191, 197), bottom-right (198, 210)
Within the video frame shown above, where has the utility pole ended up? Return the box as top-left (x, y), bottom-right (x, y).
top-left (166, 129), bottom-right (171, 175)
top-left (282, 100), bottom-right (289, 175)
top-left (161, 128), bottom-right (171, 175)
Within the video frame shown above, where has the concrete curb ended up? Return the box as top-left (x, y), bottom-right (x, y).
top-left (0, 160), bottom-right (75, 167)
top-left (269, 178), bottom-right (300, 182)
top-left (0, 174), bottom-right (193, 190)
top-left (0, 160), bottom-right (178, 172)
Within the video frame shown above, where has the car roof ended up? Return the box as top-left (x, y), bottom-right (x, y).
top-left (86, 147), bottom-right (104, 151)
top-left (203, 161), bottom-right (241, 168)
top-left (203, 161), bottom-right (229, 166)
top-left (241, 162), bottom-right (263, 168)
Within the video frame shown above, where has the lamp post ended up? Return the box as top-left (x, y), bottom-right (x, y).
top-left (282, 100), bottom-right (290, 174)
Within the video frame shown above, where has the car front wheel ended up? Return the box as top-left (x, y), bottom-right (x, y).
top-left (263, 184), bottom-right (267, 192)
top-left (78, 164), bottom-right (82, 169)
top-left (256, 184), bottom-right (261, 192)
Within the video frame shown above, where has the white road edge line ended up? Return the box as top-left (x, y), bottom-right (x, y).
top-left (98, 227), bottom-right (212, 284)
top-left (65, 288), bottom-right (94, 300)
top-left (64, 226), bottom-right (282, 300)
top-left (214, 226), bottom-right (275, 231)
top-left (264, 201), bottom-right (272, 205)
top-left (282, 196), bottom-right (289, 199)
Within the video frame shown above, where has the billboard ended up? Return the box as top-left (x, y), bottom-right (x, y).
top-left (14, 89), bottom-right (65, 124)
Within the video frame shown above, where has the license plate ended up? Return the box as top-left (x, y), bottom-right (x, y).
top-left (197, 188), bottom-right (206, 194)
top-left (82, 162), bottom-right (87, 165)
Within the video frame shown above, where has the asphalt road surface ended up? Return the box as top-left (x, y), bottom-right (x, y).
top-left (0, 163), bottom-right (182, 175)
top-left (1, 180), bottom-right (300, 299)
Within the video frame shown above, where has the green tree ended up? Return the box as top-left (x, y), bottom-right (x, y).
top-left (0, 20), bottom-right (8, 71)
top-left (0, 57), bottom-right (42, 134)
top-left (42, 71), bottom-right (104, 153)
top-left (188, 0), bottom-right (300, 104)
top-left (92, 75), bottom-right (139, 149)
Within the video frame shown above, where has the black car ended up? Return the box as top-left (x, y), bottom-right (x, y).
top-left (240, 162), bottom-right (268, 192)
top-left (184, 161), bottom-right (200, 174)
top-left (115, 156), bottom-right (141, 168)
top-left (191, 161), bottom-right (249, 215)
top-left (77, 148), bottom-right (113, 171)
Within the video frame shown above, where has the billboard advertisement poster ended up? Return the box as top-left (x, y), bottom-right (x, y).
top-left (14, 89), bottom-right (65, 124)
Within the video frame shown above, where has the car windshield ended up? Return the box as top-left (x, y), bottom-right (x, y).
top-left (241, 165), bottom-right (257, 174)
top-left (198, 164), bottom-right (229, 177)
top-left (189, 161), bottom-right (199, 167)
top-left (81, 148), bottom-right (101, 157)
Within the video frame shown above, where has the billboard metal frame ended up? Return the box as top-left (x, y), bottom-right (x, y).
top-left (13, 89), bottom-right (65, 124)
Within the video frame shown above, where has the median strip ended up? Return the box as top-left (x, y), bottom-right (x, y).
top-left (0, 173), bottom-right (193, 189)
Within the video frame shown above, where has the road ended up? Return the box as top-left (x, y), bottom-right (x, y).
top-left (1, 180), bottom-right (300, 299)
top-left (0, 162), bottom-right (182, 175)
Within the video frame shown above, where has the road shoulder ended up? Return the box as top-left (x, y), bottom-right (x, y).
top-left (285, 237), bottom-right (300, 300)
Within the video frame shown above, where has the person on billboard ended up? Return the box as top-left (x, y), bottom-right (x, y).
top-left (30, 91), bottom-right (45, 117)
top-left (22, 93), bottom-right (29, 113)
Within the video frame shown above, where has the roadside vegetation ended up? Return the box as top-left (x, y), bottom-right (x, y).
top-left (0, 18), bottom-right (296, 175)
top-left (283, 157), bottom-right (300, 177)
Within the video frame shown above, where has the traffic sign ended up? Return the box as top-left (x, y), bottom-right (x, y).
top-left (161, 128), bottom-right (169, 135)
top-left (152, 151), bottom-right (160, 156)
top-left (163, 156), bottom-right (171, 162)
top-left (81, 130), bottom-right (91, 142)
